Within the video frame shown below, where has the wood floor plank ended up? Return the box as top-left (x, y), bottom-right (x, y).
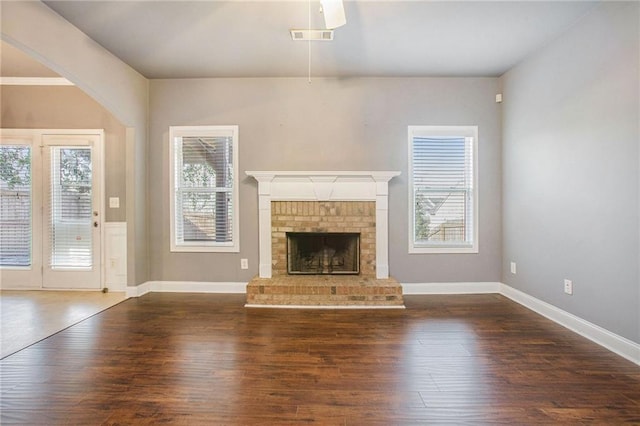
top-left (0, 293), bottom-right (638, 425)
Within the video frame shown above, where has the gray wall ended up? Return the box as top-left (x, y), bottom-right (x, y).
top-left (149, 77), bottom-right (502, 284)
top-left (1, 85), bottom-right (127, 222)
top-left (501, 2), bottom-right (639, 343)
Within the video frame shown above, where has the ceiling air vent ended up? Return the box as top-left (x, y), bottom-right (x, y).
top-left (290, 29), bottom-right (334, 41)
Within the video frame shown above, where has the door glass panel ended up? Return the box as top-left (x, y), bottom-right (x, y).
top-left (49, 147), bottom-right (93, 269)
top-left (0, 145), bottom-right (32, 266)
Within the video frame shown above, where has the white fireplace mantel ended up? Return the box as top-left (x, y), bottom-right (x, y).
top-left (246, 171), bottom-right (400, 279)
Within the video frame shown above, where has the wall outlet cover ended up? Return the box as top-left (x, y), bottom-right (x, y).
top-left (564, 279), bottom-right (573, 295)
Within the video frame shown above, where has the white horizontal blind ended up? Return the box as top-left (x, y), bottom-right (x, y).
top-left (0, 146), bottom-right (32, 266)
top-left (174, 135), bottom-right (234, 244)
top-left (49, 147), bottom-right (93, 269)
top-left (412, 135), bottom-right (474, 247)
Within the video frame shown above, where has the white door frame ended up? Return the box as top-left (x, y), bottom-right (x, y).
top-left (0, 129), bottom-right (105, 290)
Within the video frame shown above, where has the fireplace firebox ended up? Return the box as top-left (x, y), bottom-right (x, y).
top-left (286, 232), bottom-right (360, 275)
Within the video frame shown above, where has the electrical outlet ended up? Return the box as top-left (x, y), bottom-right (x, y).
top-left (240, 258), bottom-right (248, 270)
top-left (564, 279), bottom-right (573, 295)
top-left (510, 262), bottom-right (517, 274)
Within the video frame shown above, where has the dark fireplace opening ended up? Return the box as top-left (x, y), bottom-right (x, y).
top-left (287, 232), bottom-right (360, 275)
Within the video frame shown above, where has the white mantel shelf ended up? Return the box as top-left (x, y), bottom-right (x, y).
top-left (246, 170), bottom-right (400, 179)
top-left (246, 171), bottom-right (400, 279)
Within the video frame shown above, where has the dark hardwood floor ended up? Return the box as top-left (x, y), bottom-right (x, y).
top-left (1, 293), bottom-right (638, 425)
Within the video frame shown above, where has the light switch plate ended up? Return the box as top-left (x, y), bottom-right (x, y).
top-left (109, 197), bottom-right (120, 208)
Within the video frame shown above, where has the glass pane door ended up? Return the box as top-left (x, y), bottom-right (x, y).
top-left (1, 130), bottom-right (102, 290)
top-left (0, 133), bottom-right (42, 289)
top-left (43, 135), bottom-right (101, 289)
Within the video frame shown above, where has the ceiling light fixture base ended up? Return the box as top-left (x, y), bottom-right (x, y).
top-left (290, 29), bottom-right (334, 41)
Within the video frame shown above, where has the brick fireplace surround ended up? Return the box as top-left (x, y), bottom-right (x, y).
top-left (271, 201), bottom-right (376, 277)
top-left (245, 171), bottom-right (404, 308)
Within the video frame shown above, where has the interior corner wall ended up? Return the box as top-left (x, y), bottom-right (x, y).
top-left (501, 2), bottom-right (640, 343)
top-left (149, 77), bottom-right (502, 285)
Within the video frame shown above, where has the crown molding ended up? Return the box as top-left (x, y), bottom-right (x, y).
top-left (0, 77), bottom-right (74, 86)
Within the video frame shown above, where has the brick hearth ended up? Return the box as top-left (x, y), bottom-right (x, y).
top-left (246, 275), bottom-right (404, 307)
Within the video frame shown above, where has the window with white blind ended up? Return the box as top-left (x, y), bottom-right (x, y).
top-left (169, 126), bottom-right (239, 252)
top-left (409, 126), bottom-right (478, 253)
top-left (0, 145), bottom-right (32, 267)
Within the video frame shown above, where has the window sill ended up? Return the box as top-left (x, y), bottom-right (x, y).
top-left (409, 245), bottom-right (478, 254)
top-left (170, 243), bottom-right (239, 253)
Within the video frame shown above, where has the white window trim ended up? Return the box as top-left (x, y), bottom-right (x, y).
top-left (169, 125), bottom-right (239, 253)
top-left (408, 125), bottom-right (479, 254)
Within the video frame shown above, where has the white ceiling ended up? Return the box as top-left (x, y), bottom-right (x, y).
top-left (8, 1), bottom-right (599, 79)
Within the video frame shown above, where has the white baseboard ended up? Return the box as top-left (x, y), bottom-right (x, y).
top-left (500, 283), bottom-right (640, 366)
top-left (401, 282), bottom-right (501, 295)
top-left (126, 281), bottom-right (151, 298)
top-left (126, 281), bottom-right (245, 297)
top-left (151, 281), bottom-right (246, 293)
